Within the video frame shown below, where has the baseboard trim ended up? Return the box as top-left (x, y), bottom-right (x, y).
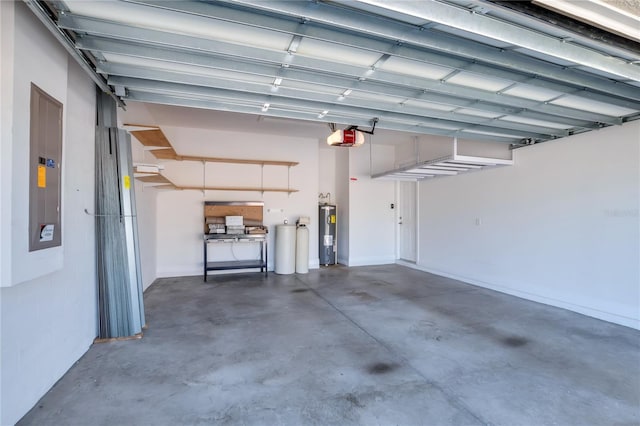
top-left (396, 261), bottom-right (640, 330)
top-left (344, 256), bottom-right (396, 267)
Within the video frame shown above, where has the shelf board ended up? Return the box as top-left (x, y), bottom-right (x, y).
top-left (130, 129), bottom-right (172, 147)
top-left (206, 260), bottom-right (266, 271)
top-left (150, 148), bottom-right (178, 159)
top-left (128, 128), bottom-right (298, 191)
top-left (134, 174), bottom-right (296, 193)
top-left (175, 155), bottom-right (298, 167)
top-left (177, 185), bottom-right (298, 193)
top-left (127, 126), bottom-right (298, 167)
top-left (372, 153), bottom-right (513, 181)
top-left (135, 174), bottom-right (172, 184)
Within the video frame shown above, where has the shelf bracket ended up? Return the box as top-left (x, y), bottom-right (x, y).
top-left (202, 160), bottom-right (206, 197)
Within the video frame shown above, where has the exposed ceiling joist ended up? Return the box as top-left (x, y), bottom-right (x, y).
top-left (26, 0), bottom-right (640, 145)
top-left (113, 0), bottom-right (640, 110)
top-left (218, 0), bottom-right (640, 98)
top-left (126, 91), bottom-right (521, 143)
top-left (110, 76), bottom-right (565, 138)
top-left (80, 35), bottom-right (622, 127)
top-left (350, 0), bottom-right (640, 80)
top-left (60, 14), bottom-right (640, 116)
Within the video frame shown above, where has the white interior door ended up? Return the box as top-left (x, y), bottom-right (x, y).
top-left (399, 181), bottom-right (417, 262)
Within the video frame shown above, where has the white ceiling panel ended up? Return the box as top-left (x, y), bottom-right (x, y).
top-left (512, 47), bottom-right (578, 67)
top-left (296, 38), bottom-right (382, 67)
top-left (499, 116), bottom-right (570, 130)
top-left (67, 1), bottom-right (292, 51)
top-left (101, 53), bottom-right (274, 84)
top-left (454, 108), bottom-right (502, 119)
top-left (402, 99), bottom-right (457, 112)
top-left (552, 95), bottom-right (638, 116)
top-left (349, 91), bottom-right (407, 104)
top-left (281, 80), bottom-right (345, 96)
top-left (465, 129), bottom-right (529, 139)
top-left (377, 56), bottom-right (453, 81)
top-left (447, 72), bottom-right (513, 92)
top-left (331, 0), bottom-right (431, 26)
top-left (574, 65), bottom-right (640, 81)
top-left (501, 84), bottom-right (563, 102)
top-left (430, 25), bottom-right (515, 49)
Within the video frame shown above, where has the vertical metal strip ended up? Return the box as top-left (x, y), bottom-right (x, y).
top-left (117, 129), bottom-right (144, 332)
top-left (95, 88), bottom-right (144, 338)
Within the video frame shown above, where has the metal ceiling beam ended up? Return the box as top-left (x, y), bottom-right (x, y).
top-left (353, 0), bottom-right (640, 80)
top-left (21, 0), bottom-right (124, 108)
top-left (109, 74), bottom-right (550, 139)
top-left (125, 90), bottom-right (522, 143)
top-left (82, 36), bottom-right (604, 129)
top-left (220, 0), bottom-right (640, 101)
top-left (455, 0), bottom-right (640, 59)
top-left (81, 36), bottom-right (601, 129)
top-left (108, 74), bottom-right (569, 137)
top-left (123, 0), bottom-right (640, 109)
top-left (122, 84), bottom-right (538, 140)
top-left (71, 25), bottom-right (621, 126)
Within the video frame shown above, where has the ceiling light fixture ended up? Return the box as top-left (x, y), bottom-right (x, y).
top-left (338, 88), bottom-right (352, 101)
top-left (273, 77), bottom-right (283, 86)
top-left (261, 103), bottom-right (270, 112)
top-left (318, 110), bottom-right (329, 118)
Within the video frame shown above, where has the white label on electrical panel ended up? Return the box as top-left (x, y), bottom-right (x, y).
top-left (324, 235), bottom-right (333, 246)
top-left (39, 224), bottom-right (55, 242)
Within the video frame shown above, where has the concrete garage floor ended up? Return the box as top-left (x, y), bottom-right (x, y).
top-left (20, 265), bottom-right (640, 425)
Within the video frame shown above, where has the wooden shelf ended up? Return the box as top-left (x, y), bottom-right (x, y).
top-left (178, 185), bottom-right (298, 193)
top-left (130, 129), bottom-right (172, 147)
top-left (206, 260), bottom-right (266, 270)
top-left (135, 174), bottom-right (172, 184)
top-left (134, 174), bottom-right (297, 193)
top-left (129, 127), bottom-right (298, 192)
top-left (174, 155), bottom-right (298, 167)
top-left (128, 126), bottom-right (298, 167)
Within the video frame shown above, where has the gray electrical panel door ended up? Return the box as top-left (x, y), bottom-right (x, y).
top-left (29, 83), bottom-right (63, 251)
top-left (319, 205), bottom-right (337, 265)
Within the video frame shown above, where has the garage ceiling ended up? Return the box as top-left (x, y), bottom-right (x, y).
top-left (27, 0), bottom-right (640, 146)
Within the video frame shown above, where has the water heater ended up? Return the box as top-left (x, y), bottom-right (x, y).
top-left (319, 205), bottom-right (337, 265)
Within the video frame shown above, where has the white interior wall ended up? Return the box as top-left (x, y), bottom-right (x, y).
top-left (395, 135), bottom-right (452, 166)
top-left (0, 0), bottom-right (15, 289)
top-left (394, 135), bottom-right (512, 168)
top-left (414, 121), bottom-right (640, 329)
top-left (0, 3), bottom-right (98, 423)
top-left (120, 106), bottom-right (158, 290)
top-left (6, 3), bottom-right (68, 286)
top-left (134, 184), bottom-right (158, 290)
top-left (152, 127), bottom-right (319, 276)
top-left (130, 138), bottom-right (158, 290)
top-left (318, 147), bottom-right (336, 205)
top-left (457, 139), bottom-right (512, 159)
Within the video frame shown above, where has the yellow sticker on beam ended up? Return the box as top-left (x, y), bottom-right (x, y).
top-left (123, 175), bottom-right (130, 189)
top-left (37, 165), bottom-right (46, 188)
top-left (330, 215), bottom-right (336, 224)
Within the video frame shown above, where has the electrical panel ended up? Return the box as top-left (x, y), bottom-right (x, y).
top-left (29, 83), bottom-right (63, 251)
